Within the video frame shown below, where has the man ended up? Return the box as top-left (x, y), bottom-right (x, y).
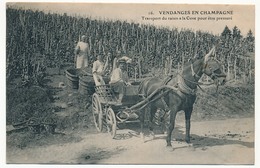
top-left (112, 51), bottom-right (122, 71)
top-left (74, 35), bottom-right (89, 69)
top-left (110, 59), bottom-right (131, 104)
top-left (106, 52), bottom-right (113, 74)
top-left (112, 51), bottom-right (132, 70)
top-left (92, 54), bottom-right (109, 86)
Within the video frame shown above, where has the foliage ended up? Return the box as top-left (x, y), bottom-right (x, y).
top-left (221, 25), bottom-right (232, 37)
top-left (6, 7), bottom-right (255, 84)
top-left (6, 85), bottom-right (53, 125)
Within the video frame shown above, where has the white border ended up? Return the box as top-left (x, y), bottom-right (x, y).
top-left (1, 0), bottom-right (259, 168)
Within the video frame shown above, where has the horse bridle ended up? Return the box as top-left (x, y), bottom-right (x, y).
top-left (177, 58), bottom-right (223, 95)
top-left (203, 59), bottom-right (226, 79)
top-left (190, 57), bottom-right (225, 82)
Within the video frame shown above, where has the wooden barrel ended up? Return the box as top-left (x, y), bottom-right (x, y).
top-left (78, 75), bottom-right (95, 95)
top-left (65, 68), bottom-right (79, 89)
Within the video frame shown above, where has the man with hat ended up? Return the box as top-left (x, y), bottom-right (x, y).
top-left (74, 35), bottom-right (89, 69)
top-left (112, 51), bottom-right (132, 70)
top-left (110, 59), bottom-right (131, 104)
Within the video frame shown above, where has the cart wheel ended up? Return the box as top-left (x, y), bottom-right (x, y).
top-left (92, 93), bottom-right (103, 132)
top-left (106, 107), bottom-right (117, 138)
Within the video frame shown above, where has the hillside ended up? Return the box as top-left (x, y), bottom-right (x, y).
top-left (6, 71), bottom-right (254, 149)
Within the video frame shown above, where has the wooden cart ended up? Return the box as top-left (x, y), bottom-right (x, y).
top-left (91, 80), bottom-right (174, 138)
top-left (91, 83), bottom-right (143, 138)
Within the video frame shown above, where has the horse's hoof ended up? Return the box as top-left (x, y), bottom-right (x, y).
top-left (188, 143), bottom-right (194, 148)
top-left (166, 143), bottom-right (172, 147)
top-left (140, 133), bottom-right (145, 142)
top-left (185, 138), bottom-right (191, 144)
top-left (188, 144), bottom-right (195, 151)
top-left (148, 131), bottom-right (155, 139)
top-left (166, 144), bottom-right (174, 151)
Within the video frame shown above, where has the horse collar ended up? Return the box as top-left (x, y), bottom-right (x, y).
top-left (178, 74), bottom-right (197, 95)
top-left (190, 63), bottom-right (201, 80)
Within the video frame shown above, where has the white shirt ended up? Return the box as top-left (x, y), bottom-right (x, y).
top-left (75, 41), bottom-right (89, 56)
top-left (92, 60), bottom-right (105, 86)
top-left (92, 60), bottom-right (104, 74)
top-left (110, 68), bottom-right (128, 84)
top-left (75, 41), bottom-right (89, 68)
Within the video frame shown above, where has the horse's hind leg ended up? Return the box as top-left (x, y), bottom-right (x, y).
top-left (139, 108), bottom-right (145, 142)
top-left (148, 105), bottom-right (156, 139)
top-left (161, 110), bottom-right (170, 135)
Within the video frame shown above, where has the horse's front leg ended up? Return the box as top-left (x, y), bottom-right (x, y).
top-left (166, 110), bottom-right (177, 147)
top-left (184, 107), bottom-right (193, 143)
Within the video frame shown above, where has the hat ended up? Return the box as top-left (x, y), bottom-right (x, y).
top-left (97, 54), bottom-right (104, 58)
top-left (81, 35), bottom-right (87, 40)
top-left (121, 56), bottom-right (132, 64)
top-left (118, 59), bottom-right (126, 64)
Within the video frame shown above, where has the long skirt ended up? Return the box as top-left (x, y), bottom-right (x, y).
top-left (76, 55), bottom-right (88, 69)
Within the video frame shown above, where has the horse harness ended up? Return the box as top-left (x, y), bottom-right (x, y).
top-left (155, 74), bottom-right (195, 121)
top-left (158, 74), bottom-right (189, 112)
top-left (142, 58), bottom-right (221, 114)
top-left (160, 59), bottom-right (208, 110)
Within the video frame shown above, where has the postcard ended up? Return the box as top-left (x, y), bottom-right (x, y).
top-left (5, 1), bottom-right (255, 165)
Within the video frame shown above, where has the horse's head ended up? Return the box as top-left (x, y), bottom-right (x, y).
top-left (203, 55), bottom-right (226, 86)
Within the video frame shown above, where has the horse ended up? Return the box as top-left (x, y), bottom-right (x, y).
top-left (138, 47), bottom-right (226, 147)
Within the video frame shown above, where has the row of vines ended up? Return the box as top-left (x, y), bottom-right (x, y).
top-left (6, 7), bottom-right (255, 85)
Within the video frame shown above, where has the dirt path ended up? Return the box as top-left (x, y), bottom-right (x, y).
top-left (7, 117), bottom-right (254, 164)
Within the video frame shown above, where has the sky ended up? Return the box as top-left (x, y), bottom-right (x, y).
top-left (6, 2), bottom-right (255, 37)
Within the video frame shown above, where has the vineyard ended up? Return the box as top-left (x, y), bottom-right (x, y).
top-left (6, 7), bottom-right (255, 84)
top-left (6, 6), bottom-right (255, 126)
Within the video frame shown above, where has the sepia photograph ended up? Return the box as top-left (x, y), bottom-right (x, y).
top-left (3, 0), bottom-right (257, 165)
